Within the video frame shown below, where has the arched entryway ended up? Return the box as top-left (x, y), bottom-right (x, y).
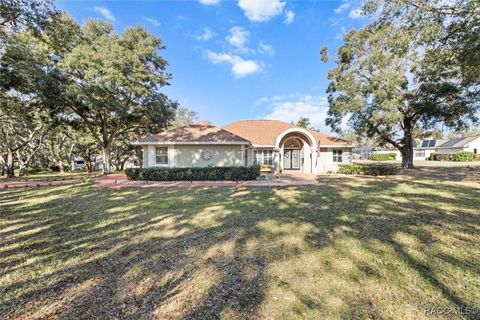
top-left (274, 128), bottom-right (317, 174)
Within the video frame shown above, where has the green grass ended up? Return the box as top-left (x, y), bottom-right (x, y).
top-left (0, 171), bottom-right (101, 182)
top-left (1, 168), bottom-right (479, 319)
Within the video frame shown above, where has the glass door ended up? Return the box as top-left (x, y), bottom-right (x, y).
top-left (284, 150), bottom-right (291, 169)
top-left (291, 150), bottom-right (300, 169)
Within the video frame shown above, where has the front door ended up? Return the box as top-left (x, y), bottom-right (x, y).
top-left (284, 149), bottom-right (300, 170)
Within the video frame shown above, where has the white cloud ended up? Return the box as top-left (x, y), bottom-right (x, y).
top-left (143, 17), bottom-right (160, 26)
top-left (238, 0), bottom-right (285, 22)
top-left (258, 94), bottom-right (331, 130)
top-left (334, 2), bottom-right (351, 14)
top-left (284, 10), bottom-right (295, 24)
top-left (336, 26), bottom-right (347, 40)
top-left (349, 8), bottom-right (363, 19)
top-left (258, 41), bottom-right (275, 56)
top-left (94, 6), bottom-right (115, 22)
top-left (198, 0), bottom-right (221, 5)
top-left (226, 26), bottom-right (250, 50)
top-left (195, 27), bottom-right (216, 41)
top-left (206, 51), bottom-right (263, 78)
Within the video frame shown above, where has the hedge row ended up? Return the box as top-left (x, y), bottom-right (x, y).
top-left (125, 166), bottom-right (260, 181)
top-left (338, 164), bottom-right (400, 176)
top-left (371, 153), bottom-right (397, 161)
top-left (429, 151), bottom-right (476, 162)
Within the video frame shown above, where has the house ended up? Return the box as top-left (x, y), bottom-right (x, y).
top-left (133, 120), bottom-right (353, 174)
top-left (372, 136), bottom-right (480, 160)
top-left (70, 156), bottom-right (140, 171)
top-left (415, 136), bottom-right (480, 159)
top-left (70, 156), bottom-right (103, 171)
top-left (352, 146), bottom-right (374, 160)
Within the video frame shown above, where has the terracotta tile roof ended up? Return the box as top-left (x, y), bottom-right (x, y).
top-left (223, 120), bottom-right (351, 146)
top-left (135, 123), bottom-right (250, 144)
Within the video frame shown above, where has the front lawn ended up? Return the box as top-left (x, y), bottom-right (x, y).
top-left (1, 169), bottom-right (479, 319)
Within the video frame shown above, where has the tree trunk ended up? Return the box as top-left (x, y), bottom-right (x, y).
top-left (6, 149), bottom-right (15, 178)
top-left (401, 133), bottom-right (415, 169)
top-left (19, 164), bottom-right (28, 176)
top-left (85, 160), bottom-right (93, 173)
top-left (102, 145), bottom-right (112, 174)
top-left (58, 161), bottom-right (64, 173)
top-left (120, 157), bottom-right (129, 171)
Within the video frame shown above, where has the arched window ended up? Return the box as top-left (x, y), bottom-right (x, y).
top-left (284, 137), bottom-right (302, 149)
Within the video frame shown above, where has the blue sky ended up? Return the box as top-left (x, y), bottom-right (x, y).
top-left (57, 0), bottom-right (366, 134)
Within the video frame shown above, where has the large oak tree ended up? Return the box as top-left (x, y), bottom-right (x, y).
top-left (55, 18), bottom-right (177, 173)
top-left (326, 2), bottom-right (479, 168)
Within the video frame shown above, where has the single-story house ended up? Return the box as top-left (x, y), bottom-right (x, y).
top-left (133, 120), bottom-right (353, 174)
top-left (352, 146), bottom-right (374, 160)
top-left (373, 136), bottom-right (480, 160)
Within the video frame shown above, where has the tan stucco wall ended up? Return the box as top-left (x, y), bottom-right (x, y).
top-left (316, 147), bottom-right (352, 173)
top-left (174, 145), bottom-right (243, 167)
top-left (143, 145), bottom-right (244, 168)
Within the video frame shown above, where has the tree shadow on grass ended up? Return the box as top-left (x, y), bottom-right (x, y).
top-left (0, 174), bottom-right (479, 319)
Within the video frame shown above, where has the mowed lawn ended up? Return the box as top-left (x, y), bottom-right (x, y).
top-left (1, 167), bottom-right (479, 319)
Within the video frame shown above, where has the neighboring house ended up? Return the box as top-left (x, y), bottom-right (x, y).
top-left (133, 120), bottom-right (353, 174)
top-left (70, 156), bottom-right (103, 171)
top-left (352, 146), bottom-right (374, 160)
top-left (71, 156), bottom-right (140, 171)
top-left (372, 135), bottom-right (480, 160)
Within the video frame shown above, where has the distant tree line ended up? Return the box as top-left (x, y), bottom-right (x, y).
top-left (0, 1), bottom-right (198, 177)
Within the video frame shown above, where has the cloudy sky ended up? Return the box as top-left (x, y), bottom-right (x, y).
top-left (57, 0), bottom-right (367, 133)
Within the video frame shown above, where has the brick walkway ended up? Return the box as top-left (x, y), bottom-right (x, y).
top-left (1, 173), bottom-right (319, 189)
top-left (92, 173), bottom-right (318, 189)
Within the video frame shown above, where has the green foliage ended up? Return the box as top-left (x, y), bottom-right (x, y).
top-left (430, 152), bottom-right (475, 162)
top-left (363, 0), bottom-right (480, 84)
top-left (371, 153), bottom-right (397, 161)
top-left (0, 0), bottom-right (56, 38)
top-left (338, 164), bottom-right (400, 176)
top-left (326, 6), bottom-right (479, 169)
top-left (168, 107), bottom-right (199, 129)
top-left (53, 17), bottom-right (177, 173)
top-left (296, 117), bottom-right (311, 129)
top-left (429, 153), bottom-right (453, 161)
top-left (320, 47), bottom-right (328, 63)
top-left (125, 166), bottom-right (261, 181)
top-left (453, 152), bottom-right (475, 162)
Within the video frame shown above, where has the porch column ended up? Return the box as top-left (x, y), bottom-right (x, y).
top-left (273, 148), bottom-right (280, 174)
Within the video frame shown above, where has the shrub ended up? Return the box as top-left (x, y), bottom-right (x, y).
top-left (371, 153), bottom-right (397, 161)
top-left (429, 153), bottom-right (453, 161)
top-left (125, 166), bottom-right (261, 181)
top-left (452, 151), bottom-right (475, 162)
top-left (429, 152), bottom-right (475, 162)
top-left (338, 164), bottom-right (400, 176)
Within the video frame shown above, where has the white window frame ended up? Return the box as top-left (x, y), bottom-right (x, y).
top-left (333, 149), bottom-right (343, 163)
top-left (253, 149), bottom-right (273, 165)
top-left (415, 150), bottom-right (425, 157)
top-left (155, 147), bottom-right (168, 165)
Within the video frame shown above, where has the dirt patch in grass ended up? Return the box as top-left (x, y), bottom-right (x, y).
top-left (1, 169), bottom-right (479, 319)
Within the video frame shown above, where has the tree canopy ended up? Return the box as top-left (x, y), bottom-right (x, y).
top-left (326, 1), bottom-right (479, 168)
top-left (51, 17), bottom-right (177, 173)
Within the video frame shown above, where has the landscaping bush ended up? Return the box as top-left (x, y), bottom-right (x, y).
top-left (125, 166), bottom-right (260, 181)
top-left (430, 152), bottom-right (475, 162)
top-left (452, 151), bottom-right (475, 162)
top-left (338, 164), bottom-right (400, 176)
top-left (429, 153), bottom-right (452, 161)
top-left (371, 153), bottom-right (397, 161)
